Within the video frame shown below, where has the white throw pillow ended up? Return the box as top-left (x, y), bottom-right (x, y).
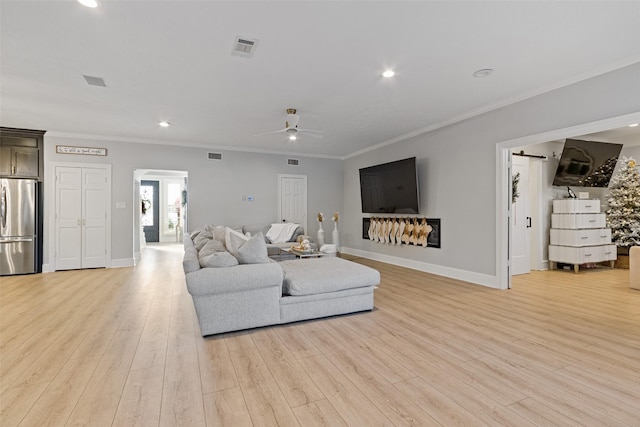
top-left (225, 227), bottom-right (250, 256)
top-left (193, 230), bottom-right (213, 251)
top-left (235, 233), bottom-right (269, 264)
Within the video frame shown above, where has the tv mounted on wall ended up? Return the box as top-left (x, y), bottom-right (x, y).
top-left (552, 139), bottom-right (623, 188)
top-left (359, 157), bottom-right (419, 214)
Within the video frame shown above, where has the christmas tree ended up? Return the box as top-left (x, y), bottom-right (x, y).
top-left (606, 157), bottom-right (640, 248)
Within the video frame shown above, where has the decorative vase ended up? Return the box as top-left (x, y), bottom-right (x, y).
top-left (317, 223), bottom-right (325, 247)
top-left (332, 222), bottom-right (340, 251)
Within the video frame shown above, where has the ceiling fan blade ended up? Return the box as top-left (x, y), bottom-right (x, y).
top-left (253, 128), bottom-right (288, 136)
top-left (297, 129), bottom-right (325, 138)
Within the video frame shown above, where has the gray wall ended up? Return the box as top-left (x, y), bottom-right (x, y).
top-left (43, 137), bottom-right (342, 266)
top-left (342, 62), bottom-right (640, 282)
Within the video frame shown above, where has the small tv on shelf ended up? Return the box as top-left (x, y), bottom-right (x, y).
top-left (552, 139), bottom-right (623, 188)
top-left (359, 157), bottom-right (419, 214)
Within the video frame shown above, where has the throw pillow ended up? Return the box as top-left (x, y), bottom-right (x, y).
top-left (199, 251), bottom-right (239, 268)
top-left (189, 228), bottom-right (203, 239)
top-left (235, 232), bottom-right (270, 264)
top-left (193, 230), bottom-right (213, 251)
top-left (212, 225), bottom-right (227, 242)
top-left (225, 227), bottom-right (250, 256)
top-left (198, 239), bottom-right (226, 257)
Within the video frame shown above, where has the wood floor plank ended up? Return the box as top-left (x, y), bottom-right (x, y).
top-left (292, 399), bottom-right (349, 427)
top-left (252, 327), bottom-right (325, 408)
top-left (306, 328), bottom-right (440, 426)
top-left (202, 387), bottom-right (253, 427)
top-left (0, 382), bottom-right (49, 426)
top-left (297, 354), bottom-right (397, 427)
top-left (159, 331), bottom-right (205, 426)
top-left (17, 355), bottom-right (101, 427)
top-left (112, 366), bottom-right (164, 427)
top-left (230, 345), bottom-right (300, 427)
top-left (196, 334), bottom-right (239, 395)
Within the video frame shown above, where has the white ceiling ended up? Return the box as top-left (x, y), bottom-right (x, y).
top-left (2, 1), bottom-right (640, 158)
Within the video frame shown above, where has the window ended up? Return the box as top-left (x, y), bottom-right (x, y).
top-left (166, 182), bottom-right (182, 233)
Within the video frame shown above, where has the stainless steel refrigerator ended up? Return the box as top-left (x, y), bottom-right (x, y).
top-left (0, 178), bottom-right (36, 275)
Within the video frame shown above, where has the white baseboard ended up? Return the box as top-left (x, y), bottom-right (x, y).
top-left (111, 258), bottom-right (135, 268)
top-left (42, 263), bottom-right (54, 273)
top-left (341, 247), bottom-right (499, 289)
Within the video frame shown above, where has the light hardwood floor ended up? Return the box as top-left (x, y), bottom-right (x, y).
top-left (1, 244), bottom-right (639, 426)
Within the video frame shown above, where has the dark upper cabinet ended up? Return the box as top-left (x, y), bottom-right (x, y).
top-left (0, 128), bottom-right (45, 179)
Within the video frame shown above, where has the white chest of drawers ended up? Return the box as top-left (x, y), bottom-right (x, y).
top-left (548, 199), bottom-right (616, 273)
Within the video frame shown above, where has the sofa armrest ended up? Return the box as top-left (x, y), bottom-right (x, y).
top-left (183, 247), bottom-right (201, 273)
top-left (186, 261), bottom-right (283, 296)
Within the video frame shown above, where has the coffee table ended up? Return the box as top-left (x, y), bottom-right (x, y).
top-left (281, 247), bottom-right (335, 259)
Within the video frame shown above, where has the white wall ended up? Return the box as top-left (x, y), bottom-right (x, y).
top-left (342, 62), bottom-right (640, 287)
top-left (43, 137), bottom-right (343, 267)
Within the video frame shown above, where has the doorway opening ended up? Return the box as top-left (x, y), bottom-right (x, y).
top-left (134, 169), bottom-right (188, 262)
top-left (497, 112), bottom-right (640, 289)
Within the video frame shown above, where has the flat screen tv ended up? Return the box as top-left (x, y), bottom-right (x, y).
top-left (359, 157), bottom-right (419, 214)
top-left (552, 139), bottom-right (623, 188)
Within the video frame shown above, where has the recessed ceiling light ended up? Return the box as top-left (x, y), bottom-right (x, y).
top-left (629, 123), bottom-right (639, 127)
top-left (158, 121), bottom-right (170, 128)
top-left (289, 135), bottom-right (297, 141)
top-left (473, 68), bottom-right (494, 78)
top-left (382, 70), bottom-right (395, 78)
top-left (77, 0), bottom-right (98, 8)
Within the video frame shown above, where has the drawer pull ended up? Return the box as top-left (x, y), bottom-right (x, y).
top-left (581, 236), bottom-right (589, 239)
top-left (601, 235), bottom-right (608, 238)
top-left (589, 220), bottom-right (596, 223)
top-left (584, 253), bottom-right (592, 257)
top-left (605, 252), bottom-right (612, 255)
top-left (584, 205), bottom-right (592, 208)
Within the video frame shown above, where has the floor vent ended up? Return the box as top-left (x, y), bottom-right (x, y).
top-left (82, 74), bottom-right (107, 87)
top-left (232, 36), bottom-right (258, 58)
top-left (208, 152), bottom-right (222, 160)
top-left (287, 159), bottom-right (299, 166)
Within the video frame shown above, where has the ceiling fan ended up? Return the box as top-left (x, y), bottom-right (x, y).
top-left (254, 108), bottom-right (324, 141)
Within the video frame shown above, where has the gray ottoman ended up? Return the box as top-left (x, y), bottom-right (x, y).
top-left (278, 257), bottom-right (379, 324)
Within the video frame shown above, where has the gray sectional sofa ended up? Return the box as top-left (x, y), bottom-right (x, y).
top-left (183, 228), bottom-right (379, 336)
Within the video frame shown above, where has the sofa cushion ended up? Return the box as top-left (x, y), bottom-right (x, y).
top-left (280, 257), bottom-right (380, 296)
top-left (193, 230), bottom-right (214, 251)
top-left (235, 232), bottom-right (270, 264)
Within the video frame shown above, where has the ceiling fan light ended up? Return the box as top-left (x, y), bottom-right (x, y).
top-left (289, 135), bottom-right (297, 141)
top-left (382, 70), bottom-right (395, 78)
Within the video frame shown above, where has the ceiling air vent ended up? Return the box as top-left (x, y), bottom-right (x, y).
top-left (208, 152), bottom-right (222, 160)
top-left (82, 74), bottom-right (107, 87)
top-left (231, 36), bottom-right (258, 58)
top-left (287, 159), bottom-right (299, 166)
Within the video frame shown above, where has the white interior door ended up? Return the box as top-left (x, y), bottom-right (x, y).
top-left (56, 167), bottom-right (82, 270)
top-left (511, 155), bottom-right (531, 276)
top-left (55, 166), bottom-right (107, 270)
top-left (278, 174), bottom-right (307, 231)
top-left (82, 168), bottom-right (107, 268)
